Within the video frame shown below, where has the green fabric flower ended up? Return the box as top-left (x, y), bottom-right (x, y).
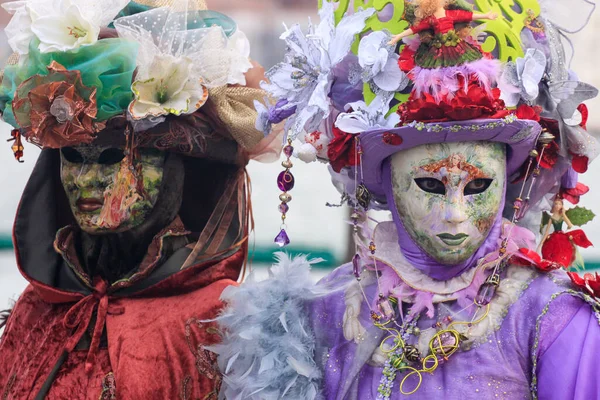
top-left (0, 38), bottom-right (138, 127)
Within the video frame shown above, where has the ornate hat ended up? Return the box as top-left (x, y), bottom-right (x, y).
top-left (259, 0), bottom-right (598, 246)
top-left (0, 0), bottom-right (277, 166)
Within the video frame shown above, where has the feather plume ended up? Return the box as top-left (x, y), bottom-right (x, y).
top-left (210, 253), bottom-right (330, 400)
top-left (411, 59), bottom-right (501, 102)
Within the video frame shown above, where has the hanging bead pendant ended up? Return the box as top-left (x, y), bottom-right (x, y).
top-left (274, 138), bottom-right (294, 247)
top-left (352, 253), bottom-right (362, 279)
top-left (274, 229), bottom-right (290, 248)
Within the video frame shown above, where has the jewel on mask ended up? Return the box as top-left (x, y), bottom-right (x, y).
top-left (382, 132), bottom-right (403, 146)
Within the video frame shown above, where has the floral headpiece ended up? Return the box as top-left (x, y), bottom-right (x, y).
top-left (0, 0), bottom-right (272, 164)
top-left (260, 0), bottom-right (599, 248)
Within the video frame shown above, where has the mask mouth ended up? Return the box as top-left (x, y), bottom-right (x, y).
top-left (437, 233), bottom-right (469, 246)
top-left (76, 197), bottom-right (104, 213)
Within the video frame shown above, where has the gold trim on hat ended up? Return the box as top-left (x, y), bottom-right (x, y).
top-left (133, 0), bottom-right (207, 10)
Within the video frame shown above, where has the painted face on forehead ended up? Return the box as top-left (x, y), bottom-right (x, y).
top-left (60, 145), bottom-right (166, 234)
top-left (390, 141), bottom-right (506, 265)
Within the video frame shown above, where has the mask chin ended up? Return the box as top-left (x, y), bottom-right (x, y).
top-left (383, 141), bottom-right (508, 279)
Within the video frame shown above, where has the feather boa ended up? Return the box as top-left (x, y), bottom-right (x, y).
top-left (411, 58), bottom-right (501, 102)
top-left (209, 253), bottom-right (329, 400)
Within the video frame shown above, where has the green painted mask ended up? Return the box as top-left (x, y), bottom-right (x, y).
top-left (60, 145), bottom-right (165, 234)
top-left (390, 141), bottom-right (506, 265)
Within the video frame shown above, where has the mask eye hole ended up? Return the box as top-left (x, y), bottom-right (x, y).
top-left (98, 148), bottom-right (126, 165)
top-left (464, 178), bottom-right (494, 196)
top-left (414, 178), bottom-right (446, 195)
top-left (61, 147), bottom-right (84, 163)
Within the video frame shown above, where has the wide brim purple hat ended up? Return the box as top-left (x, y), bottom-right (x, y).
top-left (360, 117), bottom-right (542, 200)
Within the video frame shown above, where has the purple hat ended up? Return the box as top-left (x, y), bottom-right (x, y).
top-left (258, 0), bottom-right (598, 249)
top-left (360, 117), bottom-right (542, 201)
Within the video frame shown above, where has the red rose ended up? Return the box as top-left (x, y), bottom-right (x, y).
top-left (327, 126), bottom-right (359, 173)
top-left (561, 182), bottom-right (590, 205)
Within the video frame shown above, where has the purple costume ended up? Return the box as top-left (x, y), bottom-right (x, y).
top-left (212, 1), bottom-right (600, 399)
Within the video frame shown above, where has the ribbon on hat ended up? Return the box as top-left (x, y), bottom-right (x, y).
top-left (205, 86), bottom-right (267, 151)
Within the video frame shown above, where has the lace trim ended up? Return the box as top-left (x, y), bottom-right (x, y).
top-left (529, 290), bottom-right (600, 400)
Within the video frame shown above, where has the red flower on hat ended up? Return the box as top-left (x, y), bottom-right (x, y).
top-left (541, 230), bottom-right (593, 268)
top-left (399, 77), bottom-right (509, 123)
top-left (539, 140), bottom-right (560, 169)
top-left (572, 154), bottom-right (589, 173)
top-left (514, 104), bottom-right (542, 121)
top-left (567, 271), bottom-right (600, 298)
top-left (327, 125), bottom-right (359, 173)
top-left (578, 104), bottom-right (589, 130)
top-left (12, 61), bottom-right (104, 148)
top-left (398, 46), bottom-right (416, 73)
top-left (561, 183), bottom-right (590, 205)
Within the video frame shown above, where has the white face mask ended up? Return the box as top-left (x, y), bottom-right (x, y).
top-left (390, 141), bottom-right (506, 265)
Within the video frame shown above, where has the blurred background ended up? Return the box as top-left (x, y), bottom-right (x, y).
top-left (1, 0), bottom-right (600, 312)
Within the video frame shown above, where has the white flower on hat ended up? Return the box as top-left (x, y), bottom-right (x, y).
top-left (129, 54), bottom-right (209, 120)
top-left (335, 96), bottom-right (400, 134)
top-left (2, 0), bottom-right (129, 55)
top-left (114, 0), bottom-right (253, 123)
top-left (262, 2), bottom-right (375, 139)
top-left (357, 31), bottom-right (409, 92)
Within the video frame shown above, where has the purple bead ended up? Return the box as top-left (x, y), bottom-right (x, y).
top-left (279, 203), bottom-right (289, 214)
top-left (352, 253), bottom-right (361, 278)
top-left (283, 145), bottom-right (294, 158)
top-left (475, 282), bottom-right (497, 306)
top-left (277, 170), bottom-right (295, 192)
top-left (274, 229), bottom-right (290, 247)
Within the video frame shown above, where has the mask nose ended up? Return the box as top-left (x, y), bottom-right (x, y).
top-left (444, 197), bottom-right (468, 224)
top-left (74, 163), bottom-right (100, 189)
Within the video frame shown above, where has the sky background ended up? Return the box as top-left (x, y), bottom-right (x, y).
top-left (0, 0), bottom-right (599, 310)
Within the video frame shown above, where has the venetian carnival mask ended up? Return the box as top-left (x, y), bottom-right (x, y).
top-left (60, 145), bottom-right (165, 234)
top-left (390, 142), bottom-right (506, 265)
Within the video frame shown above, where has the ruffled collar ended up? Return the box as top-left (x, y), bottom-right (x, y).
top-left (367, 220), bottom-right (537, 308)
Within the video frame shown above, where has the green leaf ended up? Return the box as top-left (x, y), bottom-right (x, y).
top-left (566, 207), bottom-right (596, 227)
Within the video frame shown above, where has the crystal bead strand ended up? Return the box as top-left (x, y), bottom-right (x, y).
top-left (274, 138), bottom-right (295, 247)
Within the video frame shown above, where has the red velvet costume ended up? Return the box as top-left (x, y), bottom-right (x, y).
top-left (0, 149), bottom-right (250, 399)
